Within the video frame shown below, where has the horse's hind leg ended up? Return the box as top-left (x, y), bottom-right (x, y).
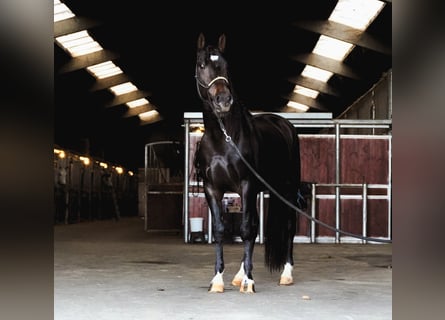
top-left (279, 208), bottom-right (297, 286)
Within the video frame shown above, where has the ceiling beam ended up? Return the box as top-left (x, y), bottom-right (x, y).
top-left (283, 93), bottom-right (328, 111)
top-left (290, 53), bottom-right (362, 80)
top-left (105, 90), bottom-right (151, 108)
top-left (89, 73), bottom-right (132, 92)
top-left (57, 50), bottom-right (120, 74)
top-left (54, 16), bottom-right (102, 38)
top-left (293, 20), bottom-right (391, 56)
top-left (287, 75), bottom-right (341, 97)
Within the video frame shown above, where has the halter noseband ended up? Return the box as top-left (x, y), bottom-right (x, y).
top-left (195, 74), bottom-right (230, 101)
top-left (195, 75), bottom-right (229, 89)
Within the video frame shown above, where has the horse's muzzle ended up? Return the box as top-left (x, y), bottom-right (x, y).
top-left (213, 91), bottom-right (233, 113)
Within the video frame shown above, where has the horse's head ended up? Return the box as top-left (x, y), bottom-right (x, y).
top-left (195, 33), bottom-right (233, 116)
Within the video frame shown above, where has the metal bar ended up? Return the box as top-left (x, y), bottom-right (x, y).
top-left (147, 191), bottom-right (183, 195)
top-left (388, 134), bottom-right (392, 240)
top-left (208, 207), bottom-right (212, 244)
top-left (362, 183), bottom-right (368, 244)
top-left (259, 191), bottom-right (264, 244)
top-left (144, 144), bottom-right (148, 231)
top-left (335, 123), bottom-right (340, 243)
top-left (311, 183), bottom-right (316, 243)
top-left (184, 120), bottom-right (190, 243)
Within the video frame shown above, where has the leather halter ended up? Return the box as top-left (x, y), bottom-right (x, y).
top-left (195, 74), bottom-right (229, 100)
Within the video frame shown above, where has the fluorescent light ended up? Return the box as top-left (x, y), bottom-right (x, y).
top-left (328, 0), bottom-right (385, 31)
top-left (86, 61), bottom-right (123, 79)
top-left (109, 82), bottom-right (138, 95)
top-left (286, 101), bottom-right (310, 112)
top-left (301, 65), bottom-right (333, 82)
top-left (54, 0), bottom-right (75, 22)
top-left (138, 110), bottom-right (161, 122)
top-left (126, 98), bottom-right (149, 108)
top-left (313, 35), bottom-right (354, 61)
top-left (55, 30), bottom-right (103, 57)
top-left (293, 85), bottom-right (319, 99)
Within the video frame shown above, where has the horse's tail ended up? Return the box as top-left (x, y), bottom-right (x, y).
top-left (264, 130), bottom-right (300, 272)
top-left (264, 191), bottom-right (296, 272)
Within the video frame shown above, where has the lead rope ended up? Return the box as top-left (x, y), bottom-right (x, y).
top-left (216, 116), bottom-right (392, 244)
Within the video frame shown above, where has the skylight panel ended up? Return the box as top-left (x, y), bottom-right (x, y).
top-left (86, 61), bottom-right (123, 79)
top-left (55, 30), bottom-right (103, 57)
top-left (126, 98), bottom-right (149, 108)
top-left (138, 110), bottom-right (161, 122)
top-left (293, 85), bottom-right (319, 99)
top-left (301, 65), bottom-right (333, 82)
top-left (328, 0), bottom-right (385, 31)
top-left (54, 0), bottom-right (75, 22)
top-left (109, 82), bottom-right (138, 95)
top-left (286, 101), bottom-right (310, 112)
top-left (313, 35), bottom-right (354, 61)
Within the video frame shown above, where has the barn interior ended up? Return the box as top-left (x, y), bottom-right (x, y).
top-left (54, 1), bottom-right (392, 319)
top-left (55, 0), bottom-right (391, 171)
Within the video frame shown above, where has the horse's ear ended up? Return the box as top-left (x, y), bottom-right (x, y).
top-left (197, 33), bottom-right (205, 50)
top-left (218, 34), bottom-right (226, 53)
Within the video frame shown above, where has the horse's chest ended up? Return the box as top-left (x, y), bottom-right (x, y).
top-left (205, 155), bottom-right (238, 185)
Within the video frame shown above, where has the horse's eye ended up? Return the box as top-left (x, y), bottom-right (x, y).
top-left (200, 63), bottom-right (205, 69)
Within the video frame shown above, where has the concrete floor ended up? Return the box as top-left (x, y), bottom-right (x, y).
top-left (54, 217), bottom-right (392, 320)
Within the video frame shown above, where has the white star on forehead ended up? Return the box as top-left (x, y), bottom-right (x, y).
top-left (210, 54), bottom-right (219, 61)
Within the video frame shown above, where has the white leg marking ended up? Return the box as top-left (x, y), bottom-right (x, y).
top-left (211, 271), bottom-right (224, 285)
top-left (279, 262), bottom-right (294, 285)
top-left (240, 274), bottom-right (255, 293)
top-left (209, 271), bottom-right (225, 293)
top-left (231, 262), bottom-right (244, 286)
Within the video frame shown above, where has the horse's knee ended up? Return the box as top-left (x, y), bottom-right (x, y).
top-left (240, 222), bottom-right (258, 240)
top-left (213, 224), bottom-right (225, 242)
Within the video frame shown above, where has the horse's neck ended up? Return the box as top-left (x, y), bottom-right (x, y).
top-left (202, 103), bottom-right (253, 142)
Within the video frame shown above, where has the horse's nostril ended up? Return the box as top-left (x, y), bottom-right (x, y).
top-left (217, 93), bottom-right (232, 105)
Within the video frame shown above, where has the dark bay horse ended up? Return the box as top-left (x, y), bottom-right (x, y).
top-left (194, 33), bottom-right (301, 293)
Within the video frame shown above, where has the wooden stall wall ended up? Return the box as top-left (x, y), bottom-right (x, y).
top-left (300, 135), bottom-right (390, 240)
top-left (186, 132), bottom-right (390, 242)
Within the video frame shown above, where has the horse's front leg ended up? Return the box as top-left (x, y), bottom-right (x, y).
top-left (234, 187), bottom-right (259, 293)
top-left (205, 190), bottom-right (225, 293)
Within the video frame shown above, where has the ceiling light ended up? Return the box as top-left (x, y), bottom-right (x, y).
top-left (328, 0), bottom-right (385, 31)
top-left (301, 65), bottom-right (333, 82)
top-left (138, 110), bottom-right (161, 122)
top-left (86, 61), bottom-right (123, 79)
top-left (286, 101), bottom-right (310, 112)
top-left (293, 85), bottom-right (319, 99)
top-left (126, 98), bottom-right (149, 108)
top-left (54, 0), bottom-right (75, 22)
top-left (313, 35), bottom-right (354, 61)
top-left (109, 82), bottom-right (138, 95)
top-left (55, 30), bottom-right (103, 57)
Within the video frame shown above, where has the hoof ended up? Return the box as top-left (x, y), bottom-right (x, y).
top-left (231, 277), bottom-right (243, 287)
top-left (209, 271), bottom-right (224, 293)
top-left (279, 276), bottom-right (293, 286)
top-left (208, 283), bottom-right (224, 293)
top-left (240, 282), bottom-right (255, 293)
